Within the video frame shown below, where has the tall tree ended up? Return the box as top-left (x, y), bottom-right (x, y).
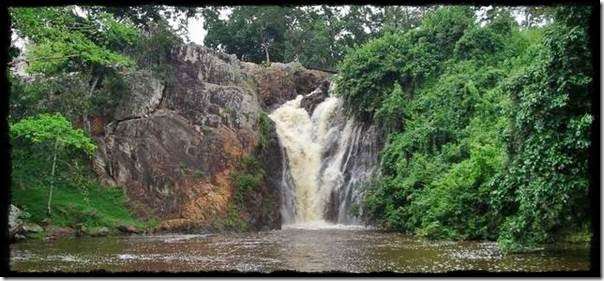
top-left (203, 6), bottom-right (292, 64)
top-left (89, 6), bottom-right (196, 37)
top-left (10, 7), bottom-right (140, 128)
top-left (202, 5), bottom-right (432, 69)
top-left (495, 6), bottom-right (592, 251)
top-left (10, 113), bottom-right (96, 214)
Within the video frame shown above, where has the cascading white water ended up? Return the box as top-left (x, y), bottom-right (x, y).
top-left (269, 90), bottom-right (379, 226)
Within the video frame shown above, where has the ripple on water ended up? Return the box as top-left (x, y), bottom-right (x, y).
top-left (143, 234), bottom-right (212, 243)
top-left (9, 229), bottom-right (590, 273)
top-left (448, 242), bottom-right (503, 261)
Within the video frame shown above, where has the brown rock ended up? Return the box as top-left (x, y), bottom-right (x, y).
top-left (93, 44), bottom-right (331, 231)
top-left (117, 224), bottom-right (140, 234)
top-left (45, 226), bottom-right (75, 240)
top-left (300, 80), bottom-right (331, 115)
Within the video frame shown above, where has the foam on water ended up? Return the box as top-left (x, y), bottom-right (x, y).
top-left (281, 220), bottom-right (371, 230)
top-left (270, 93), bottom-right (376, 225)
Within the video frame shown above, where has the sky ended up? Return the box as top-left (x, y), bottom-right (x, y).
top-left (175, 8), bottom-right (233, 45)
top-left (186, 16), bottom-right (206, 45)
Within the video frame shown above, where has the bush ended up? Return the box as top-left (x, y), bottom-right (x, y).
top-left (347, 6), bottom-right (592, 251)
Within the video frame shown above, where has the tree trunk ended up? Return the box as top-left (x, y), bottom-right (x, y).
top-left (264, 45), bottom-right (270, 64)
top-left (48, 140), bottom-right (59, 215)
top-left (83, 76), bottom-right (100, 135)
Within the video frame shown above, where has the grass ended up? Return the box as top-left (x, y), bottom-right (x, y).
top-left (12, 181), bottom-right (154, 231)
top-left (10, 143), bottom-right (157, 235)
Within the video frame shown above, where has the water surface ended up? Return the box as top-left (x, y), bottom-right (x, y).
top-left (11, 228), bottom-right (590, 273)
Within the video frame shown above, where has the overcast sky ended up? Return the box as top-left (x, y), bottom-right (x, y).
top-left (177, 8), bottom-right (233, 45)
top-left (186, 16), bottom-right (206, 44)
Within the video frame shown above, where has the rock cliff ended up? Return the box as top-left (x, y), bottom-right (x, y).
top-left (93, 44), bottom-right (331, 231)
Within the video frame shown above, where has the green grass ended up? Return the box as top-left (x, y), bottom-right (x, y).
top-left (12, 182), bottom-right (153, 231)
top-left (10, 142), bottom-right (156, 235)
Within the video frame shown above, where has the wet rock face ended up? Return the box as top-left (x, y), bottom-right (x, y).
top-left (94, 43), bottom-right (330, 230)
top-left (301, 80), bottom-right (331, 115)
top-left (242, 62), bottom-right (331, 110)
top-left (247, 121), bottom-right (283, 231)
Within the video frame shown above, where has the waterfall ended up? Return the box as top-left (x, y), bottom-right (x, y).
top-left (269, 91), bottom-right (380, 226)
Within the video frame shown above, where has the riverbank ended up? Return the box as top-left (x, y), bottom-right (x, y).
top-left (10, 183), bottom-right (158, 242)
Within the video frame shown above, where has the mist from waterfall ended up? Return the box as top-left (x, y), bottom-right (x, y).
top-left (269, 91), bottom-right (380, 226)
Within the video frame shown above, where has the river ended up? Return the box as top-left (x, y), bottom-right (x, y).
top-left (10, 225), bottom-right (590, 273)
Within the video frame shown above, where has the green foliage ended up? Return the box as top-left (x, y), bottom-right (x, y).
top-left (12, 182), bottom-right (148, 230)
top-left (88, 6), bottom-right (196, 36)
top-left (11, 113), bottom-right (96, 154)
top-left (9, 7), bottom-right (183, 121)
top-left (8, 6), bottom-right (193, 236)
top-left (230, 155), bottom-right (265, 205)
top-left (213, 203), bottom-right (250, 232)
top-left (10, 7), bottom-right (145, 121)
top-left (11, 7), bottom-right (138, 75)
top-left (218, 155), bottom-right (267, 232)
top-left (374, 84), bottom-right (407, 133)
top-left (11, 113), bottom-right (97, 215)
top-left (345, 6), bottom-right (592, 251)
top-left (335, 6), bottom-right (476, 120)
top-left (130, 21), bottom-right (182, 82)
top-left (10, 114), bottom-right (152, 231)
top-left (493, 6), bottom-right (592, 251)
top-left (202, 6), bottom-right (435, 69)
top-left (256, 112), bottom-right (273, 150)
top-left (203, 6), bottom-right (290, 64)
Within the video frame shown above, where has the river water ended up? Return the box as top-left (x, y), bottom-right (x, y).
top-left (10, 226), bottom-right (590, 273)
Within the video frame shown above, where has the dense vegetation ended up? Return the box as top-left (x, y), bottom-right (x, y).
top-left (9, 5), bottom-right (592, 251)
top-left (335, 6), bottom-right (592, 251)
top-left (8, 6), bottom-right (182, 234)
top-left (202, 6), bottom-right (436, 69)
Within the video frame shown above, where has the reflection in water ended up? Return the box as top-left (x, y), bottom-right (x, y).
top-left (10, 229), bottom-right (590, 273)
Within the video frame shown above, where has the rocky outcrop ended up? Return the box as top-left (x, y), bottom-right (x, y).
top-left (301, 80), bottom-right (331, 114)
top-left (93, 44), bottom-right (331, 231)
top-left (241, 62), bottom-right (331, 110)
top-left (243, 120), bottom-right (283, 231)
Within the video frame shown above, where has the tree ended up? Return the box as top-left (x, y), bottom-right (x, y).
top-left (10, 7), bottom-right (140, 129)
top-left (335, 6), bottom-right (476, 120)
top-left (203, 6), bottom-right (291, 64)
top-left (202, 6), bottom-right (433, 70)
top-left (380, 6), bottom-right (435, 34)
top-left (88, 6), bottom-right (197, 38)
top-left (10, 113), bottom-right (96, 215)
top-left (340, 5), bottom-right (591, 248)
top-left (495, 6), bottom-right (592, 251)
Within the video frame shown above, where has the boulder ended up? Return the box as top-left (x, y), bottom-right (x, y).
top-left (45, 226), bottom-right (75, 240)
top-left (300, 80), bottom-right (331, 114)
top-left (244, 62), bottom-right (332, 110)
top-left (87, 226), bottom-right (110, 237)
top-left (22, 223), bottom-right (43, 234)
top-left (117, 224), bottom-right (141, 234)
top-left (113, 70), bottom-right (165, 121)
top-left (9, 205), bottom-right (24, 241)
